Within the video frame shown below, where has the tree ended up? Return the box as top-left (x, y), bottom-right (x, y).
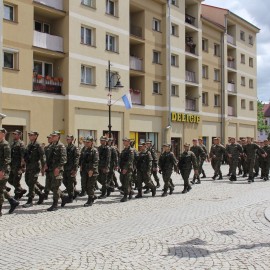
top-left (257, 100), bottom-right (269, 133)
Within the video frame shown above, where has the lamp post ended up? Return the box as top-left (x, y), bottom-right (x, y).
top-left (108, 60), bottom-right (124, 139)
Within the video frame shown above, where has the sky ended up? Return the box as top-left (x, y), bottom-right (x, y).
top-left (203, 0), bottom-right (270, 102)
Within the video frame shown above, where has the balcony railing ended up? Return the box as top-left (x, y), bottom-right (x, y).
top-left (33, 31), bottom-right (63, 52)
top-left (227, 83), bottom-right (236, 93)
top-left (227, 60), bottom-right (236, 69)
top-left (130, 89), bottom-right (142, 105)
top-left (34, 0), bottom-right (63, 10)
top-left (33, 75), bottom-right (62, 94)
top-left (185, 70), bottom-right (196, 83)
top-left (185, 36), bottom-right (196, 54)
top-left (228, 106), bottom-right (236, 116)
top-left (227, 34), bottom-right (235, 45)
top-left (185, 14), bottom-right (195, 26)
top-left (130, 56), bottom-right (143, 71)
top-left (185, 99), bottom-right (196, 111)
top-left (130, 24), bottom-right (143, 39)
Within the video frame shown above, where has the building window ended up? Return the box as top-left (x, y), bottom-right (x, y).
top-left (153, 50), bottom-right (161, 64)
top-left (214, 69), bottom-right (220, 82)
top-left (240, 31), bottom-right (245, 41)
top-left (34, 21), bottom-right (50, 34)
top-left (249, 57), bottom-right (253, 67)
top-left (171, 0), bottom-right (178, 6)
top-left (81, 65), bottom-right (94, 85)
top-left (106, 34), bottom-right (118, 52)
top-left (249, 35), bottom-right (253, 45)
top-left (3, 50), bottom-right (18, 69)
top-left (4, 4), bottom-right (14, 21)
top-left (81, 26), bottom-right (94, 46)
top-left (202, 39), bottom-right (208, 52)
top-left (171, 54), bottom-right (178, 67)
top-left (202, 65), bottom-right (208, 79)
top-left (214, 94), bottom-right (220, 107)
top-left (78, 130), bottom-right (97, 146)
top-left (130, 132), bottom-right (158, 151)
top-left (202, 92), bottom-right (208, 106)
top-left (171, 84), bottom-right (179, 96)
top-left (241, 54), bottom-right (245, 64)
top-left (81, 0), bottom-right (95, 8)
top-left (153, 82), bottom-right (161, 94)
top-left (106, 70), bottom-right (119, 88)
top-left (214, 43), bottom-right (220, 56)
top-left (249, 79), bottom-right (254, 89)
top-left (152, 18), bottom-right (161, 32)
top-left (171, 23), bottom-right (178, 36)
top-left (33, 61), bottom-right (53, 76)
top-left (241, 76), bottom-right (246, 86)
top-left (241, 99), bottom-right (246, 109)
top-left (106, 0), bottom-right (118, 16)
top-left (249, 101), bottom-right (254, 111)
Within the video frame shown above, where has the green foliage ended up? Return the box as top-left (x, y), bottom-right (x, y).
top-left (257, 100), bottom-right (269, 133)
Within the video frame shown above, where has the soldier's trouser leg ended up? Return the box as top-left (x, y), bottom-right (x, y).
top-left (50, 172), bottom-right (63, 202)
top-left (214, 159), bottom-right (222, 176)
top-left (62, 171), bottom-right (68, 189)
top-left (247, 158), bottom-right (255, 179)
top-left (152, 170), bottom-right (160, 183)
top-left (230, 159), bottom-right (237, 177)
top-left (25, 169), bottom-right (40, 198)
top-left (120, 172), bottom-right (132, 195)
top-left (8, 170), bottom-right (23, 194)
top-left (80, 171), bottom-right (87, 192)
top-left (0, 179), bottom-right (11, 206)
top-left (199, 160), bottom-right (204, 176)
top-left (136, 171), bottom-right (143, 189)
top-left (181, 169), bottom-right (191, 189)
top-left (144, 172), bottom-right (155, 189)
top-left (162, 171), bottom-right (172, 191)
top-left (97, 171), bottom-right (108, 194)
top-left (65, 171), bottom-right (75, 197)
top-left (86, 175), bottom-right (97, 198)
top-left (211, 160), bottom-right (216, 172)
top-left (44, 172), bottom-right (52, 195)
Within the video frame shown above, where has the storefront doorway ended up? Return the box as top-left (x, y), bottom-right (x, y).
top-left (171, 137), bottom-right (181, 159)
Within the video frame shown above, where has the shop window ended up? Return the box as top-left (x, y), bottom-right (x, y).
top-left (130, 132), bottom-right (158, 151)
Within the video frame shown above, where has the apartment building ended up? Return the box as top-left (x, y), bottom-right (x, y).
top-left (0, 0), bottom-right (259, 155)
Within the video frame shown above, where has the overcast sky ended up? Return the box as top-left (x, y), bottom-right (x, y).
top-left (203, 0), bottom-right (270, 102)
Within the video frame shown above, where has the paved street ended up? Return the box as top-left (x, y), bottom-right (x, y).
top-left (1, 163), bottom-right (270, 270)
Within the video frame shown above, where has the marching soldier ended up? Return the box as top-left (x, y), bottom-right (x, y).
top-left (198, 138), bottom-right (208, 178)
top-left (9, 130), bottom-right (27, 199)
top-left (178, 143), bottom-right (198, 193)
top-left (23, 131), bottom-right (46, 208)
top-left (43, 134), bottom-right (53, 199)
top-left (240, 138), bottom-right (248, 177)
top-left (119, 137), bottom-right (134, 202)
top-left (135, 142), bottom-right (156, 198)
top-left (62, 135), bottom-right (80, 206)
top-left (80, 136), bottom-right (99, 207)
top-left (97, 136), bottom-right (111, 199)
top-left (0, 128), bottom-right (19, 216)
top-left (158, 143), bottom-right (178, 197)
top-left (78, 139), bottom-right (87, 196)
top-left (209, 137), bottom-right (226, 180)
top-left (107, 138), bottom-right (119, 189)
top-left (45, 131), bottom-right (67, 211)
top-left (226, 137), bottom-right (243, 181)
top-left (261, 140), bottom-right (270, 180)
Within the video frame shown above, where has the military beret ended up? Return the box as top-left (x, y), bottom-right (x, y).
top-left (100, 136), bottom-right (108, 141)
top-left (184, 143), bottom-right (190, 147)
top-left (28, 131), bottom-right (39, 136)
top-left (85, 136), bottom-right (94, 142)
top-left (0, 128), bottom-right (7, 134)
top-left (122, 137), bottom-right (130, 142)
top-left (12, 130), bottom-right (22, 135)
top-left (51, 131), bottom-right (61, 136)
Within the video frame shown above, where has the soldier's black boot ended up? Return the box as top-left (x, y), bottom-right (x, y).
top-left (144, 188), bottom-right (150, 194)
top-left (73, 190), bottom-right (79, 200)
top-left (44, 191), bottom-right (49, 200)
top-left (98, 190), bottom-right (107, 199)
top-left (187, 184), bottom-right (192, 192)
top-left (195, 176), bottom-right (201, 184)
top-left (161, 189), bottom-right (168, 197)
top-left (120, 194), bottom-right (128, 202)
top-left (190, 176), bottom-right (196, 184)
top-left (84, 197), bottom-right (93, 207)
top-left (238, 169), bottom-right (242, 175)
top-left (36, 183), bottom-right (45, 191)
top-left (37, 192), bottom-right (45, 205)
top-left (212, 174), bottom-right (217, 180)
top-left (229, 175), bottom-right (237, 181)
top-left (242, 173), bottom-right (247, 178)
top-left (8, 198), bottom-right (19, 214)
top-left (169, 186), bottom-right (174, 195)
top-left (47, 199), bottom-right (58, 211)
top-left (61, 195), bottom-right (70, 207)
top-left (135, 188), bottom-right (143, 198)
top-left (151, 186), bottom-right (156, 197)
top-left (0, 205), bottom-right (2, 217)
top-left (218, 174), bottom-right (223, 180)
top-left (79, 189), bottom-right (86, 197)
top-left (156, 179), bottom-right (160, 189)
top-left (201, 170), bottom-right (206, 178)
top-left (128, 190), bottom-right (133, 200)
top-left (23, 197), bottom-right (33, 208)
top-left (182, 185), bottom-right (188, 194)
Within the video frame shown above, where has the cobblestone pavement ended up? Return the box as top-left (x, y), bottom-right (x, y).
top-left (1, 163), bottom-right (270, 270)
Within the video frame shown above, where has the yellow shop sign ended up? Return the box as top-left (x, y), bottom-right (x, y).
top-left (171, 112), bottom-right (200, 123)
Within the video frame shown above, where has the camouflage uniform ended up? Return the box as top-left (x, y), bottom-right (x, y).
top-left (79, 145), bottom-right (87, 196)
top-left (190, 145), bottom-right (206, 183)
top-left (9, 138), bottom-right (26, 198)
top-left (226, 142), bottom-right (243, 181)
top-left (199, 143), bottom-right (208, 178)
top-left (261, 144), bottom-right (270, 180)
top-left (44, 141), bottom-right (53, 197)
top-left (209, 143), bottom-right (226, 179)
top-left (108, 144), bottom-right (119, 189)
top-left (148, 146), bottom-right (160, 187)
top-left (178, 150), bottom-right (198, 193)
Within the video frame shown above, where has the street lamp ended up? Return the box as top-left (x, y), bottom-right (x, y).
top-left (108, 60), bottom-right (124, 139)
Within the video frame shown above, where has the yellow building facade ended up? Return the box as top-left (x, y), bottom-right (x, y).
top-left (0, 0), bottom-right (259, 155)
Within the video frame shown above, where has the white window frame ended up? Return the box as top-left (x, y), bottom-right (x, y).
top-left (171, 23), bottom-right (178, 36)
top-left (4, 4), bottom-right (14, 21)
top-left (33, 60), bottom-right (53, 77)
top-left (241, 76), bottom-right (246, 86)
top-left (214, 94), bottom-right (220, 107)
top-left (241, 99), bottom-right (246, 109)
top-left (106, 0), bottom-right (117, 16)
top-left (81, 65), bottom-right (94, 85)
top-left (106, 33), bottom-right (118, 52)
top-left (81, 26), bottom-right (94, 46)
top-left (153, 82), bottom-right (161, 94)
top-left (171, 54), bottom-right (178, 67)
top-left (214, 43), bottom-right (220, 56)
top-left (202, 39), bottom-right (208, 52)
top-left (106, 70), bottom-right (118, 88)
top-left (241, 54), bottom-right (245, 64)
top-left (249, 101), bottom-right (254, 111)
top-left (152, 18), bottom-right (161, 32)
top-left (249, 57), bottom-right (253, 67)
top-left (171, 0), bottom-right (178, 6)
top-left (249, 35), bottom-right (254, 45)
top-left (249, 79), bottom-right (254, 89)
top-left (3, 49), bottom-right (18, 69)
top-left (202, 92), bottom-right (208, 106)
top-left (34, 21), bottom-right (50, 34)
top-left (81, 0), bottom-right (95, 8)
top-left (153, 50), bottom-right (161, 64)
top-left (171, 84), bottom-right (179, 96)
top-left (214, 69), bottom-right (220, 82)
top-left (202, 65), bottom-right (208, 79)
top-left (240, 31), bottom-right (245, 41)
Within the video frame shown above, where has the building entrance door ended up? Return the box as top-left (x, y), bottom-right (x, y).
top-left (171, 137), bottom-right (181, 159)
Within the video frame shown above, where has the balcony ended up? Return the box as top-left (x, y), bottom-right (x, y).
top-left (185, 70), bottom-right (196, 83)
top-left (130, 24), bottom-right (143, 39)
top-left (227, 83), bottom-right (236, 93)
top-left (185, 14), bottom-right (195, 26)
top-left (185, 99), bottom-right (196, 111)
top-left (228, 106), bottom-right (236, 116)
top-left (33, 31), bottom-right (63, 52)
top-left (130, 56), bottom-right (143, 71)
top-left (227, 34), bottom-right (235, 45)
top-left (227, 60), bottom-right (236, 69)
top-left (130, 88), bottom-right (142, 105)
top-left (185, 36), bottom-right (196, 54)
top-left (33, 75), bottom-right (62, 94)
top-left (34, 0), bottom-right (63, 11)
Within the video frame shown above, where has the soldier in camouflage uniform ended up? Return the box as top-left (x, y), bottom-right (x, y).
top-left (46, 131), bottom-right (67, 211)
top-left (107, 138), bottom-right (119, 190)
top-left (260, 140), bottom-right (270, 181)
top-left (158, 143), bottom-right (178, 197)
top-left (0, 128), bottom-right (19, 216)
top-left (79, 139), bottom-right (87, 196)
top-left (44, 134), bottom-right (53, 199)
top-left (209, 137), bottom-right (226, 180)
top-left (240, 138), bottom-right (248, 177)
top-left (198, 138), bottom-right (208, 178)
top-left (80, 136), bottom-right (99, 207)
top-left (9, 130), bottom-right (27, 199)
top-left (226, 137), bottom-right (243, 181)
top-left (62, 135), bottom-right (80, 206)
top-left (119, 137), bottom-right (134, 202)
top-left (243, 137), bottom-right (266, 183)
top-left (190, 139), bottom-right (206, 184)
top-left (97, 136), bottom-right (111, 199)
top-left (135, 143), bottom-right (156, 198)
top-left (178, 143), bottom-right (198, 193)
top-left (23, 131), bottom-right (46, 208)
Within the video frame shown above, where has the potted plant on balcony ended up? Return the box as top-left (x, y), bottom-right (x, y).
top-left (37, 74), bottom-right (43, 80)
